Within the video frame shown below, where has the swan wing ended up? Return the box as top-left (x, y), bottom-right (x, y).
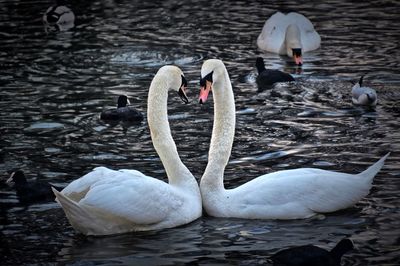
top-left (233, 166), bottom-right (378, 217)
top-left (119, 169), bottom-right (149, 178)
top-left (61, 167), bottom-right (148, 202)
top-left (286, 12), bottom-right (321, 51)
top-left (79, 176), bottom-right (183, 225)
top-left (257, 12), bottom-right (287, 53)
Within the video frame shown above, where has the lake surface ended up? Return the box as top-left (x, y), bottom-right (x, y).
top-left (1, 0), bottom-right (399, 265)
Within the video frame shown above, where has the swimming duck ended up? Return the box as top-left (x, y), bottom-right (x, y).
top-left (271, 238), bottom-right (354, 266)
top-left (256, 57), bottom-right (294, 91)
top-left (100, 95), bottom-right (144, 122)
top-left (6, 170), bottom-right (63, 204)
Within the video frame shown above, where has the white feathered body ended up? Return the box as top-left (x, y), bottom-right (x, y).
top-left (203, 154), bottom-right (388, 219)
top-left (199, 59), bottom-right (388, 221)
top-left (257, 12), bottom-right (321, 54)
top-left (352, 83), bottom-right (377, 106)
top-left (54, 167), bottom-right (201, 235)
top-left (53, 66), bottom-right (202, 235)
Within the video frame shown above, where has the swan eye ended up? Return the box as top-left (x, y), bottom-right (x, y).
top-left (205, 71), bottom-right (213, 82)
top-left (200, 78), bottom-right (205, 87)
top-left (181, 75), bottom-right (187, 88)
top-left (200, 71), bottom-right (213, 86)
top-left (178, 87), bottom-right (189, 104)
top-left (292, 48), bottom-right (302, 56)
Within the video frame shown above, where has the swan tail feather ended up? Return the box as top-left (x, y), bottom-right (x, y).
top-left (358, 153), bottom-right (390, 182)
top-left (52, 187), bottom-right (95, 235)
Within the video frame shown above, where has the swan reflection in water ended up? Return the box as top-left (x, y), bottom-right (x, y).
top-left (43, 1), bottom-right (75, 33)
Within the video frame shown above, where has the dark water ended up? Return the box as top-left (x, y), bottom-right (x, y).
top-left (1, 0), bottom-right (400, 265)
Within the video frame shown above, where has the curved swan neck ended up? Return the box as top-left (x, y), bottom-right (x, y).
top-left (201, 65), bottom-right (236, 190)
top-left (285, 24), bottom-right (301, 56)
top-left (147, 72), bottom-right (193, 187)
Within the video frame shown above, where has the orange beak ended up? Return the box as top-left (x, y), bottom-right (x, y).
top-left (199, 80), bottom-right (212, 104)
top-left (294, 55), bottom-right (303, 66)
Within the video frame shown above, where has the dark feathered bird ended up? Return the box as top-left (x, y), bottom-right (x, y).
top-left (100, 95), bottom-right (144, 122)
top-left (256, 57), bottom-right (294, 92)
top-left (6, 170), bottom-right (64, 205)
top-left (271, 238), bottom-right (354, 266)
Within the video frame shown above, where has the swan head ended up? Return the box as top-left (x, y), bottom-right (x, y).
top-left (117, 95), bottom-right (130, 108)
top-left (199, 59), bottom-right (226, 104)
top-left (290, 48), bottom-right (303, 66)
top-left (285, 24), bottom-right (303, 66)
top-left (157, 65), bottom-right (189, 104)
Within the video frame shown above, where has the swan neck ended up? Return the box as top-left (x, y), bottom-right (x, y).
top-left (147, 75), bottom-right (193, 186)
top-left (285, 24), bottom-right (301, 55)
top-left (201, 68), bottom-right (236, 190)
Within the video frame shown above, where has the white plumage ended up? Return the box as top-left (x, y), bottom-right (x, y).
top-left (53, 66), bottom-right (202, 235)
top-left (199, 59), bottom-right (389, 220)
top-left (352, 76), bottom-right (377, 106)
top-left (257, 12), bottom-right (321, 65)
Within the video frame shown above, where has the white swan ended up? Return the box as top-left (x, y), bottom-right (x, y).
top-left (352, 76), bottom-right (377, 106)
top-left (198, 59), bottom-right (389, 219)
top-left (257, 12), bottom-right (321, 65)
top-left (53, 66), bottom-right (202, 235)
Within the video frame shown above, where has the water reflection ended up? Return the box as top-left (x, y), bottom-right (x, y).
top-left (58, 220), bottom-right (205, 264)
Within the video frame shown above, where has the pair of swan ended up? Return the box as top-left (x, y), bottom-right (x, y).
top-left (257, 12), bottom-right (321, 65)
top-left (54, 61), bottom-right (388, 235)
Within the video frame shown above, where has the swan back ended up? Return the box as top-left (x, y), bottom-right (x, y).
top-left (285, 24), bottom-right (302, 56)
top-left (257, 12), bottom-right (321, 54)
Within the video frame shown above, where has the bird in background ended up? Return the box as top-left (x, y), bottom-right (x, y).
top-left (100, 95), bottom-right (144, 122)
top-left (255, 57), bottom-right (294, 92)
top-left (270, 238), bottom-right (354, 266)
top-left (351, 75), bottom-right (377, 106)
top-left (6, 170), bottom-right (63, 205)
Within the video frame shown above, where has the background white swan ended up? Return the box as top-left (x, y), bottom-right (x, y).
top-left (53, 66), bottom-right (202, 235)
top-left (352, 75), bottom-right (377, 106)
top-left (257, 12), bottom-right (321, 65)
top-left (198, 59), bottom-right (389, 220)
